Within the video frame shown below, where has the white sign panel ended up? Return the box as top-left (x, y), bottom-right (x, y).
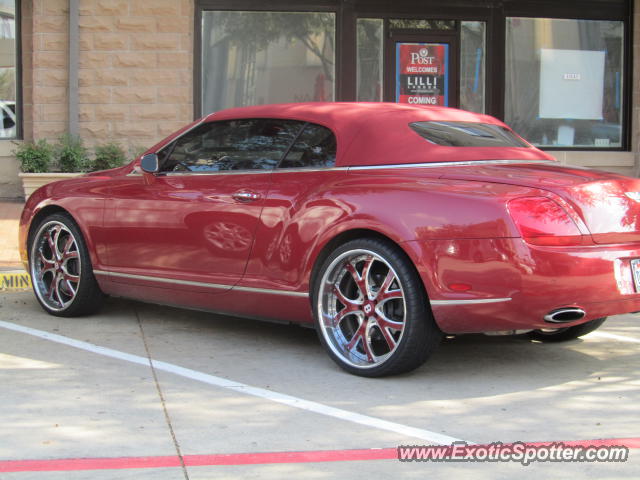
top-left (539, 49), bottom-right (605, 120)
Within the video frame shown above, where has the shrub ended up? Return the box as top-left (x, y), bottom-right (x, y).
top-left (91, 142), bottom-right (127, 171)
top-left (129, 144), bottom-right (148, 159)
top-left (55, 134), bottom-right (89, 172)
top-left (15, 139), bottom-right (54, 173)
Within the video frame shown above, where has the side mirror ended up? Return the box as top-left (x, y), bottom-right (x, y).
top-left (140, 153), bottom-right (159, 173)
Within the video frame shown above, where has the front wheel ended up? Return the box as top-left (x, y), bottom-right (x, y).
top-left (313, 238), bottom-right (442, 377)
top-left (528, 317), bottom-right (607, 342)
top-left (29, 213), bottom-right (104, 317)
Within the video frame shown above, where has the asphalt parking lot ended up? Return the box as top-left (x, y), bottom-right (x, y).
top-left (1, 283), bottom-right (639, 479)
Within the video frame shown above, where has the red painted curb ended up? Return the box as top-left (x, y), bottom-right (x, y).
top-left (1, 438), bottom-right (638, 473)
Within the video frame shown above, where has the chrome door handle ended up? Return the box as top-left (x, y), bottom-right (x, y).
top-left (232, 191), bottom-right (261, 202)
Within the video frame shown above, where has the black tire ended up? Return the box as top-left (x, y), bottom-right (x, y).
top-left (527, 317), bottom-right (607, 342)
top-left (28, 212), bottom-right (104, 317)
top-left (312, 238), bottom-right (442, 377)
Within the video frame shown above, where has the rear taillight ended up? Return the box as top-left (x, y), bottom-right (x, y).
top-left (507, 196), bottom-right (588, 246)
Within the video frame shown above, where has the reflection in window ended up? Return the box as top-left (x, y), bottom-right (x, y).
top-left (0, 0), bottom-right (16, 139)
top-left (160, 119), bottom-right (304, 173)
top-left (389, 19), bottom-right (455, 31)
top-left (460, 21), bottom-right (486, 114)
top-left (505, 18), bottom-right (624, 148)
top-left (410, 121), bottom-right (530, 147)
top-left (280, 123), bottom-right (336, 168)
top-left (201, 11), bottom-right (335, 113)
top-left (356, 18), bottom-right (383, 102)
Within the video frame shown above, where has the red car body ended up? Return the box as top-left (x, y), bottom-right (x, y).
top-left (19, 103), bottom-right (640, 375)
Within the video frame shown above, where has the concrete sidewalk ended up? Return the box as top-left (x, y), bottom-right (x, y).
top-left (1, 199), bottom-right (639, 478)
top-left (0, 200), bottom-right (23, 270)
top-left (1, 291), bottom-right (639, 479)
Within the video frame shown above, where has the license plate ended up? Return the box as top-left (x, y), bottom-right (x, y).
top-left (632, 259), bottom-right (640, 292)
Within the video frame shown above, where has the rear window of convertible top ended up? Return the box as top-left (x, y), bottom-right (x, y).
top-left (410, 121), bottom-right (530, 148)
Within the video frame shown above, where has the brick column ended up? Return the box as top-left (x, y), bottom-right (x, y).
top-left (31, 0), bottom-right (69, 140)
top-left (25, 0), bottom-right (194, 151)
top-left (77, 0), bottom-right (194, 149)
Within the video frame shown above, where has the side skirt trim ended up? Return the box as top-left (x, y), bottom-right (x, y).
top-left (430, 298), bottom-right (512, 306)
top-left (92, 270), bottom-right (309, 298)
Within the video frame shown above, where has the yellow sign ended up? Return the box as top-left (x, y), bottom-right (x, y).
top-left (0, 272), bottom-right (32, 291)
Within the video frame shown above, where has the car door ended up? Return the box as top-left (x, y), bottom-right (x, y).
top-left (242, 122), bottom-right (343, 291)
top-left (103, 118), bottom-right (304, 291)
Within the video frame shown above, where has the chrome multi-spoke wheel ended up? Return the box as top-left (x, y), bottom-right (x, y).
top-left (314, 238), bottom-right (442, 377)
top-left (319, 250), bottom-right (406, 367)
top-left (29, 213), bottom-right (104, 316)
top-left (31, 221), bottom-right (81, 311)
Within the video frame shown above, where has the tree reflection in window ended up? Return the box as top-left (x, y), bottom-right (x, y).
top-left (160, 119), bottom-right (304, 172)
top-left (280, 124), bottom-right (337, 169)
top-left (202, 11), bottom-right (335, 111)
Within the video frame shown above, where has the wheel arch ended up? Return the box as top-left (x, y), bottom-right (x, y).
top-left (26, 204), bottom-right (100, 269)
top-left (28, 205), bottom-right (69, 243)
top-left (308, 228), bottom-right (433, 306)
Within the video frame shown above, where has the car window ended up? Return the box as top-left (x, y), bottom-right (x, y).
top-left (159, 119), bottom-right (304, 173)
top-left (410, 121), bottom-right (530, 148)
top-left (279, 123), bottom-right (337, 169)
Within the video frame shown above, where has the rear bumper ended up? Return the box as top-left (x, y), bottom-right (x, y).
top-left (403, 238), bottom-right (640, 334)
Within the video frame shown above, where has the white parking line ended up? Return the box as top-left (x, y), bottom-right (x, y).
top-left (0, 319), bottom-right (464, 445)
top-left (589, 331), bottom-right (640, 343)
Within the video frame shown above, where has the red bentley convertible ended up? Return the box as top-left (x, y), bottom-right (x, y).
top-left (19, 103), bottom-right (640, 376)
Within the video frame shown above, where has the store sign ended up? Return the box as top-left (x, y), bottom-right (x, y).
top-left (396, 42), bottom-right (449, 106)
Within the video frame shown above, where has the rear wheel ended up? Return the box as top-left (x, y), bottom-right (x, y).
top-left (313, 238), bottom-right (442, 377)
top-left (528, 317), bottom-right (607, 342)
top-left (29, 213), bottom-right (104, 317)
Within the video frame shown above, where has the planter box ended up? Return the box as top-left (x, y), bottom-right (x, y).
top-left (18, 172), bottom-right (83, 200)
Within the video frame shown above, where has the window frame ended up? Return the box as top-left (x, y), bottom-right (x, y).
top-left (195, 1), bottom-right (341, 119)
top-left (0, 0), bottom-right (21, 140)
top-left (277, 122), bottom-right (337, 169)
top-left (157, 118), bottom-right (308, 174)
top-left (499, 1), bottom-right (632, 151)
top-left (193, 0), bottom-right (632, 152)
top-left (156, 117), bottom-right (339, 175)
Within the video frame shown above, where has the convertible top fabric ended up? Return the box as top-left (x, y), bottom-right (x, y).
top-left (203, 103), bottom-right (556, 167)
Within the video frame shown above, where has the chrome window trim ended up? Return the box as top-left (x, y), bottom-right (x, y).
top-left (159, 169), bottom-right (274, 177)
top-left (274, 166), bottom-right (348, 174)
top-left (156, 166), bottom-right (349, 176)
top-left (348, 159), bottom-right (554, 171)
top-left (93, 270), bottom-right (309, 298)
top-left (126, 166), bottom-right (143, 177)
top-left (146, 159), bottom-right (547, 176)
top-left (430, 298), bottom-right (512, 306)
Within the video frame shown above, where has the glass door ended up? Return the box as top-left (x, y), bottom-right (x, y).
top-left (387, 33), bottom-right (458, 107)
top-left (395, 41), bottom-right (453, 106)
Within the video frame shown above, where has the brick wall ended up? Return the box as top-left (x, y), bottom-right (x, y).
top-left (27, 0), bottom-right (194, 151)
top-left (30, 0), bottom-right (68, 140)
top-left (5, 0), bottom-right (639, 200)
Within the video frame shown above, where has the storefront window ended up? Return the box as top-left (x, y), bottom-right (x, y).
top-left (460, 21), bottom-right (485, 114)
top-left (356, 18), bottom-right (383, 101)
top-left (0, 0), bottom-right (17, 139)
top-left (505, 18), bottom-right (624, 148)
top-left (201, 11), bottom-right (335, 113)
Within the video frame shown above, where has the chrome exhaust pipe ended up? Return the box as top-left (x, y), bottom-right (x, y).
top-left (544, 307), bottom-right (586, 324)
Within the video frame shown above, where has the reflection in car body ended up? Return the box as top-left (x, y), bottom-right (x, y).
top-left (19, 102), bottom-right (640, 376)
